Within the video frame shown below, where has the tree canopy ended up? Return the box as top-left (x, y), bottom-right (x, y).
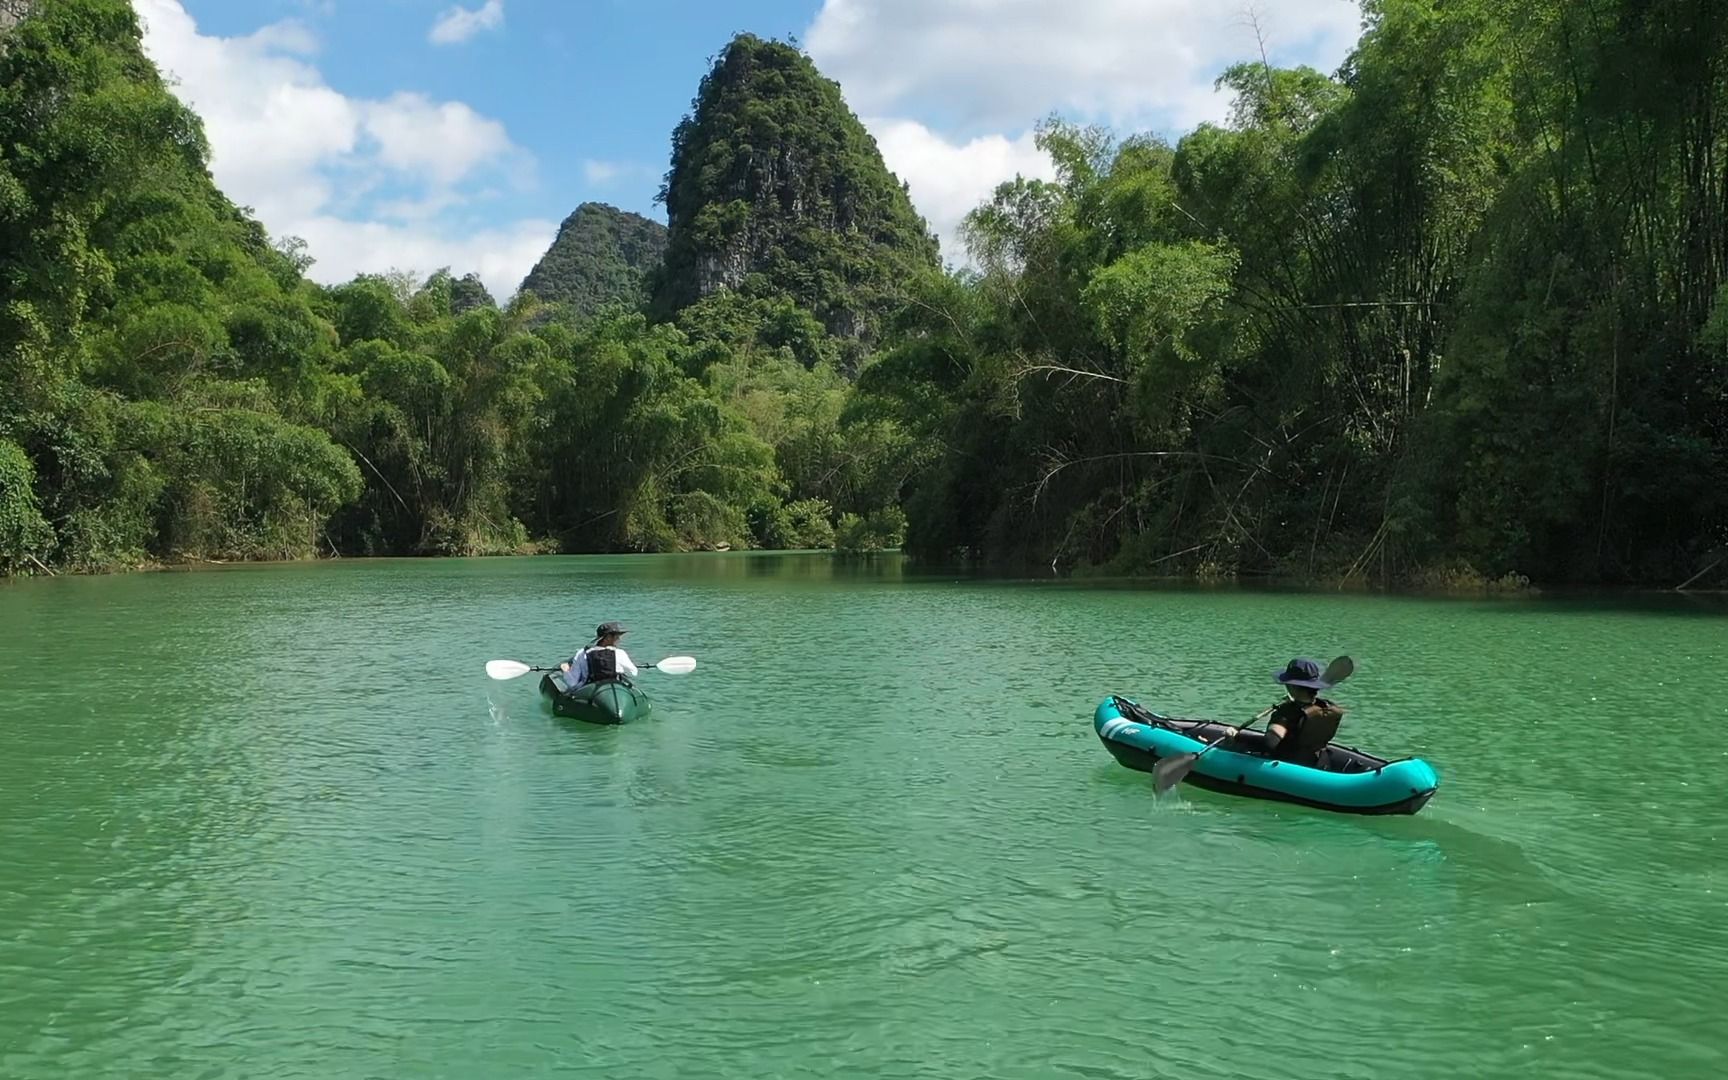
top-left (5, 3), bottom-right (1726, 586)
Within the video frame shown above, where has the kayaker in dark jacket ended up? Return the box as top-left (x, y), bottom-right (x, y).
top-left (560, 621), bottom-right (639, 687)
top-left (1223, 657), bottom-right (1347, 767)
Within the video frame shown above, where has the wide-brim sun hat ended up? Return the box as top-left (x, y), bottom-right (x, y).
top-left (595, 621), bottom-right (628, 638)
top-left (1274, 657), bottom-right (1332, 689)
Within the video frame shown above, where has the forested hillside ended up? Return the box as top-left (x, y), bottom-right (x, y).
top-left (3, 0), bottom-right (1725, 586)
top-left (651, 33), bottom-right (940, 369)
top-left (517, 203), bottom-right (666, 318)
top-left (860, 0), bottom-right (1728, 586)
top-left (0, 0), bottom-right (361, 573)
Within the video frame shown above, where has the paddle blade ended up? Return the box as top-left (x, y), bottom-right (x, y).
top-left (652, 656), bottom-right (696, 675)
top-left (485, 659), bottom-right (533, 681)
top-left (1322, 655), bottom-right (1354, 687)
top-left (1152, 752), bottom-right (1199, 795)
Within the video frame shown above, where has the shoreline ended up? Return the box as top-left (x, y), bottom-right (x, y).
top-left (7, 548), bottom-right (1726, 599)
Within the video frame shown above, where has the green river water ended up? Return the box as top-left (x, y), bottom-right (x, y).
top-left (2, 554), bottom-right (1726, 1078)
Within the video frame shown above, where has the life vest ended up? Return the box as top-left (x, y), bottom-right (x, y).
top-left (1264, 698), bottom-right (1341, 764)
top-left (578, 645), bottom-right (620, 685)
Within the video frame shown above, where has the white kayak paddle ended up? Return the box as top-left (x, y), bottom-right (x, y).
top-left (485, 659), bottom-right (541, 680)
top-left (484, 656), bottom-right (696, 680)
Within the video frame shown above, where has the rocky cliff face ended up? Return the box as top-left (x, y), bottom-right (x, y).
top-left (517, 202), bottom-right (667, 317)
top-left (652, 34), bottom-right (938, 350)
top-left (0, 0), bottom-right (33, 34)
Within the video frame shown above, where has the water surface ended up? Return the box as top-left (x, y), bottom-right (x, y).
top-left (3, 555), bottom-right (1725, 1078)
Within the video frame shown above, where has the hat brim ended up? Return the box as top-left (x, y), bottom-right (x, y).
top-left (1275, 671), bottom-right (1331, 689)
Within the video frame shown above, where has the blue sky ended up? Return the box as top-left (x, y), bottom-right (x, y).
top-left (172, 0), bottom-right (826, 225)
top-left (138, 0), bottom-right (1365, 296)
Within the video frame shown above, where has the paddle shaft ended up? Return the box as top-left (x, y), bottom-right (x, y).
top-left (1162, 705), bottom-right (1277, 777)
top-left (1197, 705), bottom-right (1277, 757)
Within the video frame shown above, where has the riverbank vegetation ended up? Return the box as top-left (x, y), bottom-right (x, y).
top-left (3, 0), bottom-right (1725, 586)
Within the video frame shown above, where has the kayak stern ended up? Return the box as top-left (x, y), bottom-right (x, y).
top-left (539, 672), bottom-right (653, 725)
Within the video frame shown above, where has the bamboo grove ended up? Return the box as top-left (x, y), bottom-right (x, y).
top-left (3, 0), bottom-right (1725, 586)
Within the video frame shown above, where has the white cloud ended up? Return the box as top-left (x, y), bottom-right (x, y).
top-left (807, 0), bottom-right (1362, 133)
top-left (135, 0), bottom-right (546, 298)
top-left (808, 1), bottom-right (1363, 266)
top-left (582, 160), bottom-right (623, 184)
top-left (864, 119), bottom-right (1056, 264)
top-left (290, 217), bottom-right (557, 294)
top-left (429, 0), bottom-right (504, 46)
top-left (581, 159), bottom-right (660, 186)
top-left (364, 93), bottom-right (516, 185)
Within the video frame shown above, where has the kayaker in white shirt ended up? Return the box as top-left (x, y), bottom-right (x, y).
top-left (560, 620), bottom-right (639, 687)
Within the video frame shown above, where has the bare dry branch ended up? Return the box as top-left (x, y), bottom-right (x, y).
top-left (1030, 448), bottom-right (1272, 506)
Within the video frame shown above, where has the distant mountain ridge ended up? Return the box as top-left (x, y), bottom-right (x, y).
top-left (517, 202), bottom-right (668, 317)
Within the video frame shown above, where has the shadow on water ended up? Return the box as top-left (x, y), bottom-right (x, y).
top-left (543, 708), bottom-right (631, 754)
top-left (1100, 757), bottom-right (1573, 907)
top-left (1493, 590), bottom-right (1728, 618)
top-left (1358, 812), bottom-right (1575, 904)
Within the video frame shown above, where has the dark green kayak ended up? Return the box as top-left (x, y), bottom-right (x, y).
top-left (538, 671), bottom-right (652, 725)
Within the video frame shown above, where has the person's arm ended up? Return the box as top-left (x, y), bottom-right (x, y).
top-left (574, 649), bottom-right (589, 683)
top-left (1222, 704), bottom-right (1279, 744)
top-left (1262, 720), bottom-right (1290, 751)
top-left (616, 648), bottom-right (639, 676)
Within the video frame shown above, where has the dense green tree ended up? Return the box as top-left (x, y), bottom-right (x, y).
top-left (1, 0), bottom-right (359, 570)
top-left (861, 0), bottom-right (1728, 585)
top-left (517, 313), bottom-right (779, 552)
top-left (6, 0), bottom-right (1725, 581)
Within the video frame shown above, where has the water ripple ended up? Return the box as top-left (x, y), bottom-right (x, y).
top-left (2, 558), bottom-right (1725, 1077)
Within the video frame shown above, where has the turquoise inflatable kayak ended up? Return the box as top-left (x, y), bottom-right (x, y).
top-left (1095, 696), bottom-right (1439, 815)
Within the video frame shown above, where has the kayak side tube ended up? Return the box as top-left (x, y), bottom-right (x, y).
top-left (1094, 697), bottom-right (1439, 816)
top-left (539, 671), bottom-right (653, 725)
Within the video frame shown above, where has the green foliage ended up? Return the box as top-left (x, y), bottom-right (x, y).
top-left (517, 203), bottom-right (667, 317)
top-left (7, 0), bottom-right (1726, 585)
top-left (0, 0), bottom-right (361, 570)
top-left (515, 312), bottom-right (780, 554)
top-left (834, 507), bottom-right (905, 553)
top-left (326, 297), bottom-right (554, 556)
top-left (762, 497), bottom-right (835, 549)
top-left (858, 0), bottom-right (1728, 585)
top-left (0, 437), bottom-right (52, 571)
top-left (153, 399), bottom-right (363, 559)
top-left (325, 277), bottom-right (412, 348)
top-left (1703, 285), bottom-right (1728, 358)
